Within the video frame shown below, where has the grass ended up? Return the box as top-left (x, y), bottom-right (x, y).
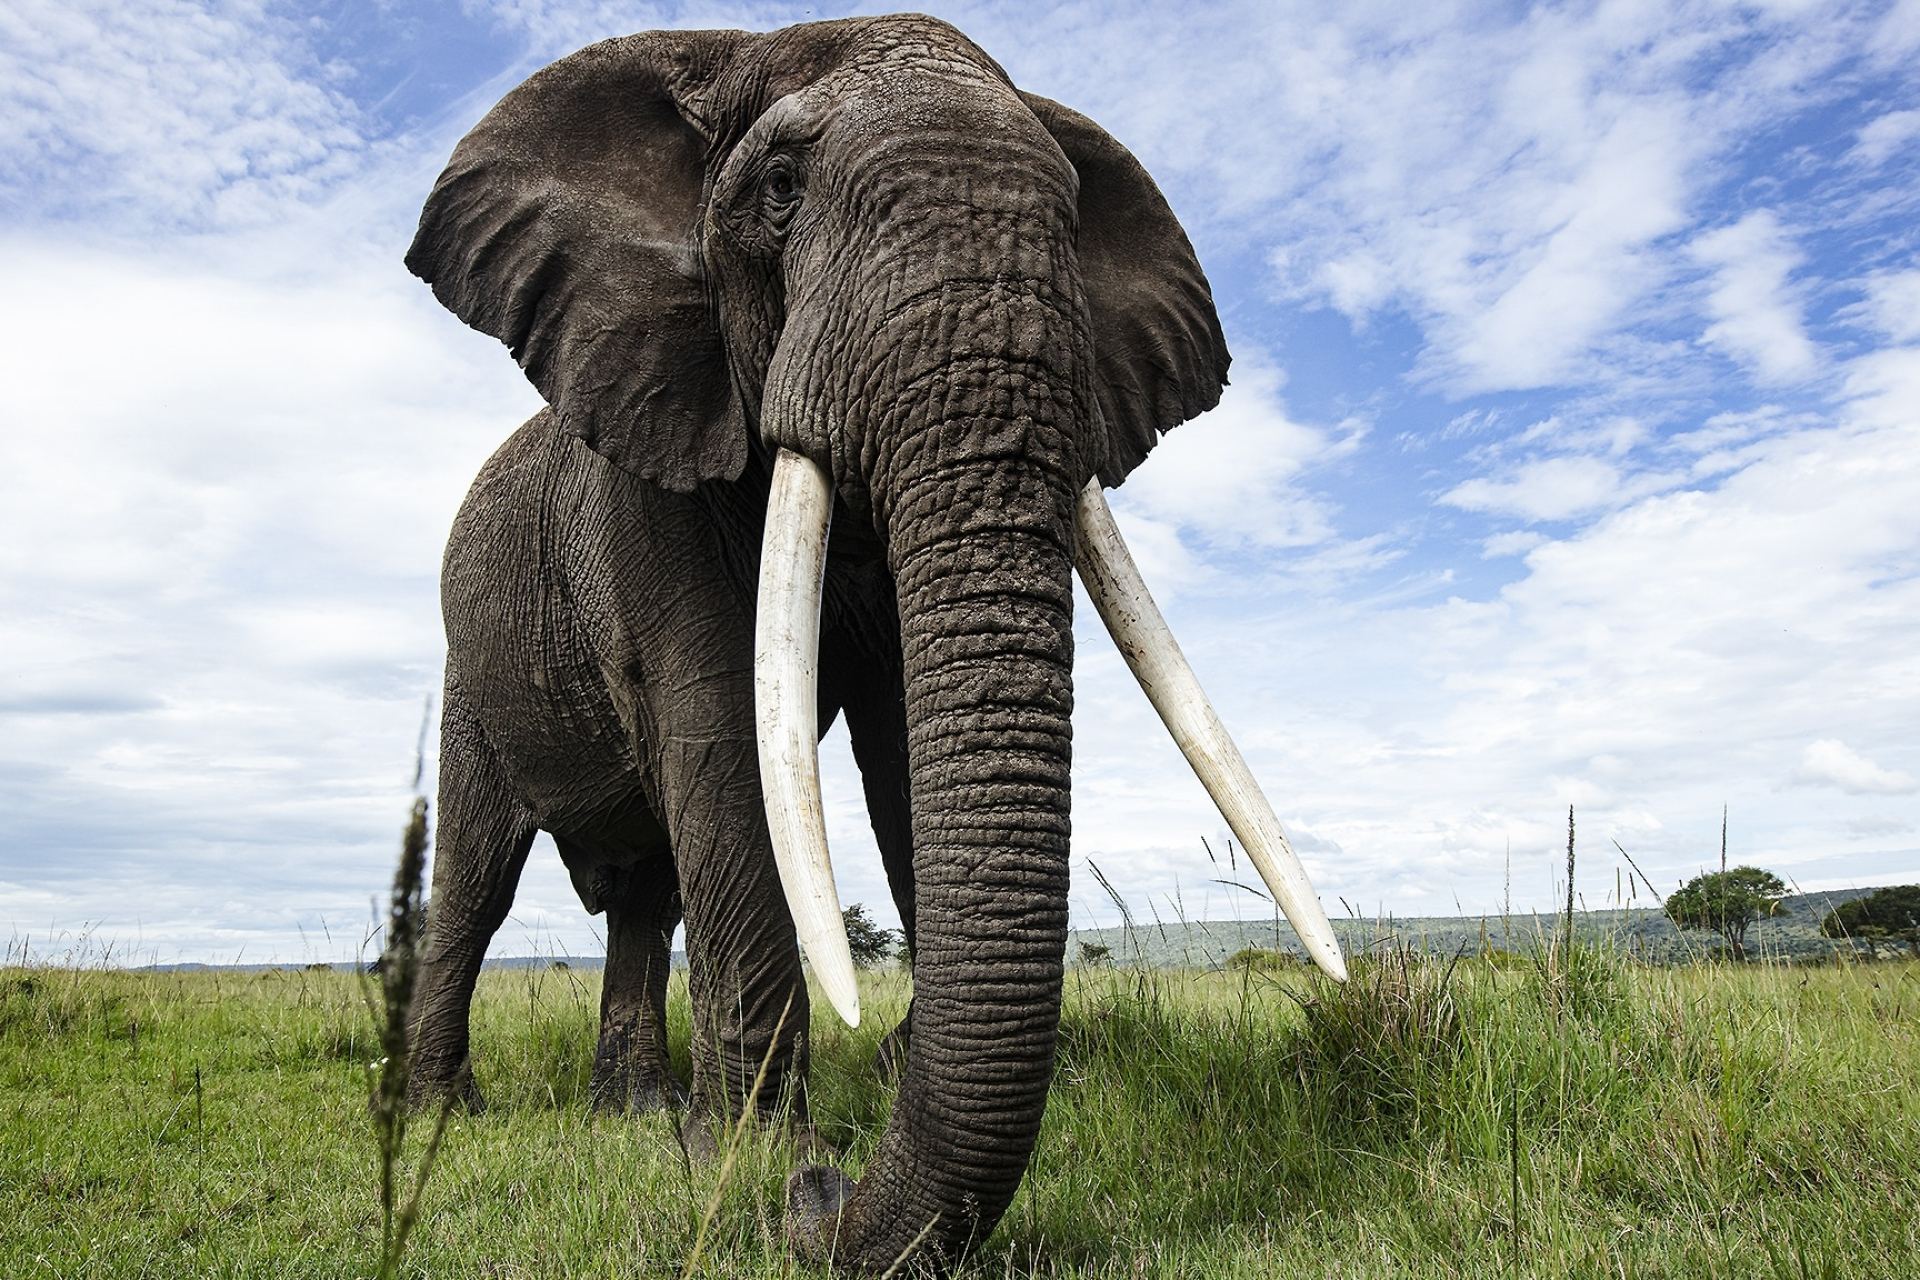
top-left (2, 946), bottom-right (1915, 1277)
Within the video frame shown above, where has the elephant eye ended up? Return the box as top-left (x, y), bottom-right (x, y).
top-left (762, 159), bottom-right (801, 221)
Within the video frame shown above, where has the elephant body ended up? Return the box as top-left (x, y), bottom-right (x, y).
top-left (405, 13), bottom-right (1238, 1272)
top-left (418, 407), bottom-right (914, 1117)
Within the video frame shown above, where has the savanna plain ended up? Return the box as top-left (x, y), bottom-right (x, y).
top-left (4, 941), bottom-right (1916, 1278)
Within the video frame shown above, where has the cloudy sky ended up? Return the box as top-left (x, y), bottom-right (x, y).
top-left (3, 0), bottom-right (1917, 965)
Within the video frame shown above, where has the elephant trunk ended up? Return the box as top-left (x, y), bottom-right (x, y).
top-left (838, 445), bottom-right (1076, 1271)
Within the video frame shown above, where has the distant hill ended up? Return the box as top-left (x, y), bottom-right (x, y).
top-left (1065, 885), bottom-right (1910, 969)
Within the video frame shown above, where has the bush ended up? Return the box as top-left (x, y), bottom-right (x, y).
top-left (1286, 946), bottom-right (1464, 1130)
top-left (1822, 885), bottom-right (1920, 957)
top-left (1077, 942), bottom-right (1113, 968)
top-left (1529, 936), bottom-right (1628, 1025)
top-left (1226, 946), bottom-right (1298, 973)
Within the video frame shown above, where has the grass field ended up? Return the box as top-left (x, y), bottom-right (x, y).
top-left (4, 945), bottom-right (1916, 1278)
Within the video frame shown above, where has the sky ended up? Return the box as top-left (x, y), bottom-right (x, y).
top-left (3, 0), bottom-right (1918, 965)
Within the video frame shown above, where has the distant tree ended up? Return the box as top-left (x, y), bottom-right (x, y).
top-left (841, 903), bottom-right (899, 969)
top-left (1077, 942), bottom-right (1112, 968)
top-left (1664, 866), bottom-right (1787, 960)
top-left (1821, 885), bottom-right (1920, 958)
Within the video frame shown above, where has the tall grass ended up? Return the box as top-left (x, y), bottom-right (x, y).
top-left (364, 795), bottom-right (452, 1280)
top-left (2, 938), bottom-right (1914, 1276)
top-left (1017, 941), bottom-right (1916, 1277)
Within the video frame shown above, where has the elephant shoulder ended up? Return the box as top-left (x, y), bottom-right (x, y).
top-left (447, 411), bottom-right (594, 557)
top-left (443, 410), bottom-right (587, 636)
top-left (457, 409), bottom-right (573, 510)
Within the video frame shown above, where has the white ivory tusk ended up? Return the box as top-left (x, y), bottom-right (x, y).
top-left (1073, 479), bottom-right (1349, 982)
top-left (754, 448), bottom-right (861, 1027)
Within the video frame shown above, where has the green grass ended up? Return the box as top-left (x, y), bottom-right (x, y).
top-left (3, 949), bottom-right (1915, 1277)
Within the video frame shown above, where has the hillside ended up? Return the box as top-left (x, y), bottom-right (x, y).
top-left (1067, 885), bottom-right (1910, 968)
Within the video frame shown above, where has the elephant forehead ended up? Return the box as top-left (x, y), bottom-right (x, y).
top-left (778, 73), bottom-right (1077, 235)
top-left (692, 14), bottom-right (1021, 141)
top-left (753, 13), bottom-right (1010, 90)
top-left (829, 67), bottom-right (1043, 146)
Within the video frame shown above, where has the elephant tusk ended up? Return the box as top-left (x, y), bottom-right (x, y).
top-left (754, 448), bottom-right (861, 1027)
top-left (1072, 479), bottom-right (1349, 982)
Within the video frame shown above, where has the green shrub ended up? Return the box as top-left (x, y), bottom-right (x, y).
top-left (1530, 936), bottom-right (1630, 1025)
top-left (1822, 885), bottom-right (1920, 957)
top-left (1225, 946), bottom-right (1298, 972)
top-left (1286, 945), bottom-right (1464, 1131)
top-left (1076, 941), bottom-right (1112, 967)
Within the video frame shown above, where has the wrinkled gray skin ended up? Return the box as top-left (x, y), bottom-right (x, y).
top-left (404, 15), bottom-right (1226, 1273)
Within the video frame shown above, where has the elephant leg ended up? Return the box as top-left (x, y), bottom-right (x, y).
top-left (409, 680), bottom-right (538, 1110)
top-left (578, 847), bottom-right (685, 1114)
top-left (833, 644), bottom-right (915, 1082)
top-left (584, 481), bottom-right (812, 1147)
top-left (660, 724), bottom-right (812, 1145)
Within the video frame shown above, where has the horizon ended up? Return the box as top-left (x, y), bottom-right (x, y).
top-left (10, 877), bottom-right (1901, 971)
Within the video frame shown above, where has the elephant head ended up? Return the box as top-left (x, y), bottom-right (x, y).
top-left (407, 15), bottom-right (1343, 1272)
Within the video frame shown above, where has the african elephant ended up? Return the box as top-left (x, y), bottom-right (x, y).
top-left (403, 14), bottom-right (1345, 1273)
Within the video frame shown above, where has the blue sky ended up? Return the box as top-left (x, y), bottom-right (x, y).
top-left (3, 0), bottom-right (1918, 963)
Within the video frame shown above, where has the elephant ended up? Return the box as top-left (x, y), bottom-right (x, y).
top-left (402, 14), bottom-right (1346, 1273)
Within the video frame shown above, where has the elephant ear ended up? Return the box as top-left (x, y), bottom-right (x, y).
top-left (407, 32), bottom-right (751, 492)
top-left (1021, 93), bottom-right (1231, 486)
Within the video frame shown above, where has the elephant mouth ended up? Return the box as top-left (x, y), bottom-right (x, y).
top-left (750, 444), bottom-right (1348, 1025)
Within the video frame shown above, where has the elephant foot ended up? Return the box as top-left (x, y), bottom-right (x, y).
top-left (676, 1111), bottom-right (831, 1165)
top-left (680, 1112), bottom-right (720, 1163)
top-left (406, 1059), bottom-right (485, 1115)
top-left (591, 1014), bottom-right (682, 1114)
top-left (589, 1065), bottom-right (687, 1115)
top-left (784, 1163), bottom-right (855, 1263)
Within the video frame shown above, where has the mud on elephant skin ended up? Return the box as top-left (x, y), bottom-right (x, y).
top-left (402, 13), bottom-right (1346, 1274)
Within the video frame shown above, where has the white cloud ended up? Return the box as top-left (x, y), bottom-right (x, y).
top-left (1077, 347), bottom-right (1920, 920)
top-left (1872, 0), bottom-right (1920, 63)
top-left (1319, 252), bottom-right (1392, 318)
top-left (1858, 270), bottom-right (1920, 345)
top-left (1443, 456), bottom-right (1635, 522)
top-left (966, 1), bottom-right (1887, 399)
top-left (1666, 408), bottom-right (1799, 455)
top-left (1849, 108), bottom-right (1920, 167)
top-left (1107, 366), bottom-right (1344, 557)
top-left (1690, 211), bottom-right (1818, 384)
top-left (1793, 740), bottom-right (1918, 796)
top-left (0, 227), bottom-right (545, 959)
top-left (1846, 815), bottom-right (1914, 837)
top-left (1482, 530), bottom-right (1548, 558)
top-left (0, 0), bottom-right (370, 228)
top-left (1444, 105), bottom-right (1692, 389)
top-left (470, 0), bottom-right (807, 60)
